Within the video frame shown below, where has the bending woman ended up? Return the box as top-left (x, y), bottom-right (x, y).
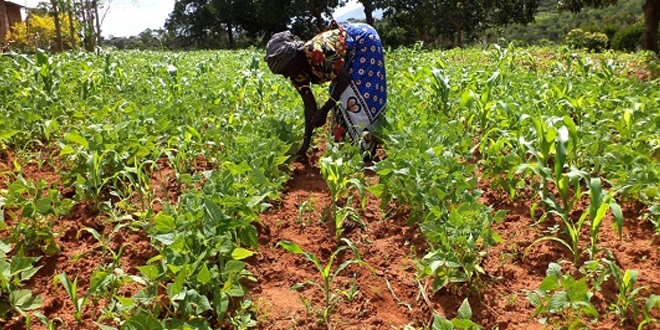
top-left (264, 21), bottom-right (387, 162)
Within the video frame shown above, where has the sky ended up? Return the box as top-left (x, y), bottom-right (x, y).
top-left (17, 0), bottom-right (364, 38)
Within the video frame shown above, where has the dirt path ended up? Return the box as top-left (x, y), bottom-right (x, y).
top-left (247, 151), bottom-right (430, 329)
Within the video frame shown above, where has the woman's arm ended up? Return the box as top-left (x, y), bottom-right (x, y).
top-left (313, 68), bottom-right (350, 128)
top-left (296, 86), bottom-right (319, 161)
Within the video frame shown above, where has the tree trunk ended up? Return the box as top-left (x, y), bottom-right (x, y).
top-left (0, 0), bottom-right (9, 41)
top-left (93, 0), bottom-right (101, 46)
top-left (85, 0), bottom-right (95, 50)
top-left (457, 28), bottom-right (463, 47)
top-left (67, 1), bottom-right (76, 49)
top-left (643, 0), bottom-right (660, 52)
top-left (312, 9), bottom-right (324, 32)
top-left (51, 0), bottom-right (64, 51)
top-left (362, 0), bottom-right (374, 26)
top-left (226, 22), bottom-right (234, 48)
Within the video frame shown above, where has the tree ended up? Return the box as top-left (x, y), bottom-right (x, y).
top-left (358, 0), bottom-right (387, 26)
top-left (290, 0), bottom-right (342, 37)
top-left (49, 1), bottom-right (64, 50)
top-left (558, 0), bottom-right (660, 52)
top-left (164, 0), bottom-right (226, 48)
top-left (382, 0), bottom-right (539, 47)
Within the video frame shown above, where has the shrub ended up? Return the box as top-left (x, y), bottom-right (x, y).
top-left (585, 32), bottom-right (609, 52)
top-left (611, 25), bottom-right (644, 52)
top-left (8, 13), bottom-right (81, 52)
top-left (564, 28), bottom-right (609, 52)
top-left (565, 28), bottom-right (587, 49)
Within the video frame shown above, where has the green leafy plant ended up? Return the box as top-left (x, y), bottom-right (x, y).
top-left (0, 251), bottom-right (43, 321)
top-left (604, 259), bottom-right (645, 324)
top-left (420, 202), bottom-right (504, 292)
top-left (527, 263), bottom-right (598, 327)
top-left (277, 238), bottom-right (366, 324)
top-left (432, 298), bottom-right (482, 330)
top-left (1, 176), bottom-right (73, 256)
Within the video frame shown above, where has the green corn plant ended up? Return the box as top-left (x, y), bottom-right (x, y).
top-left (604, 259), bottom-right (645, 323)
top-left (32, 312), bottom-right (63, 330)
top-left (54, 272), bottom-right (107, 323)
top-left (526, 177), bottom-right (623, 264)
top-left (54, 273), bottom-right (85, 323)
top-left (80, 224), bottom-right (129, 268)
top-left (319, 156), bottom-right (366, 238)
top-left (639, 295), bottom-right (660, 330)
top-left (277, 238), bottom-right (367, 324)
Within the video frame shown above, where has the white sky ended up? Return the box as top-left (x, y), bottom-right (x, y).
top-left (17, 0), bottom-right (362, 38)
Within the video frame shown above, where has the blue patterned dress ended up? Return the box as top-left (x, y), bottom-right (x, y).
top-left (291, 21), bottom-right (387, 153)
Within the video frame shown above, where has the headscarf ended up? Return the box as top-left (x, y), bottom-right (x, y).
top-left (264, 31), bottom-right (302, 75)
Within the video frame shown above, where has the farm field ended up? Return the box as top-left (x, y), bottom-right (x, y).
top-left (1, 45), bottom-right (660, 330)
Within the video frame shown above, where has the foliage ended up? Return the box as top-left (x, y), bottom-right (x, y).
top-left (527, 263), bottom-right (599, 327)
top-left (8, 13), bottom-right (81, 52)
top-left (610, 24), bottom-right (644, 52)
top-left (1, 176), bottom-right (73, 256)
top-left (0, 249), bottom-right (43, 322)
top-left (0, 43), bottom-right (659, 329)
top-left (432, 298), bottom-right (483, 329)
top-left (420, 203), bottom-right (504, 292)
top-left (381, 0), bottom-right (539, 47)
top-left (565, 28), bottom-right (609, 52)
top-left (604, 259), bottom-right (645, 323)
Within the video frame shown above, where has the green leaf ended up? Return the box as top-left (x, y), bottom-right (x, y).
top-left (456, 298), bottom-right (472, 320)
top-left (197, 264), bottom-right (211, 285)
top-left (609, 201), bottom-right (623, 238)
top-left (539, 274), bottom-right (560, 291)
top-left (366, 184), bottom-right (384, 197)
top-left (643, 295), bottom-right (660, 319)
top-left (214, 289), bottom-right (230, 322)
top-left (185, 289), bottom-right (212, 314)
top-left (10, 289), bottom-right (43, 311)
top-left (548, 291), bottom-right (569, 312)
top-left (247, 193), bottom-right (269, 209)
top-left (121, 309), bottom-right (163, 330)
top-left (432, 314), bottom-right (454, 330)
top-left (277, 241), bottom-right (304, 254)
top-left (170, 266), bottom-right (188, 297)
top-left (153, 213), bottom-right (176, 233)
top-left (231, 247), bottom-right (254, 260)
top-left (65, 132), bottom-right (89, 149)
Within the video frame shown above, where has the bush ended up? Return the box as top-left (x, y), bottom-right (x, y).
top-left (8, 13), bottom-right (81, 52)
top-left (585, 32), bottom-right (609, 52)
top-left (565, 28), bottom-right (587, 49)
top-left (564, 28), bottom-right (609, 52)
top-left (611, 24), bottom-right (644, 52)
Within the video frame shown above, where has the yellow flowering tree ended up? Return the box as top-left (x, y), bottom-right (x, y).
top-left (9, 13), bottom-right (80, 52)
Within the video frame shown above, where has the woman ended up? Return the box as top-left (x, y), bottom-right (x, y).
top-left (264, 21), bottom-right (387, 162)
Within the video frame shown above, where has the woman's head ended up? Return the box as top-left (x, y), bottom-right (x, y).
top-left (265, 31), bottom-right (303, 77)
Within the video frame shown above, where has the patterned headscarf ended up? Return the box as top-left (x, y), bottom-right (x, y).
top-left (264, 31), bottom-right (302, 75)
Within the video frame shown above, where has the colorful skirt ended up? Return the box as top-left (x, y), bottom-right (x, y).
top-left (329, 23), bottom-right (387, 154)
